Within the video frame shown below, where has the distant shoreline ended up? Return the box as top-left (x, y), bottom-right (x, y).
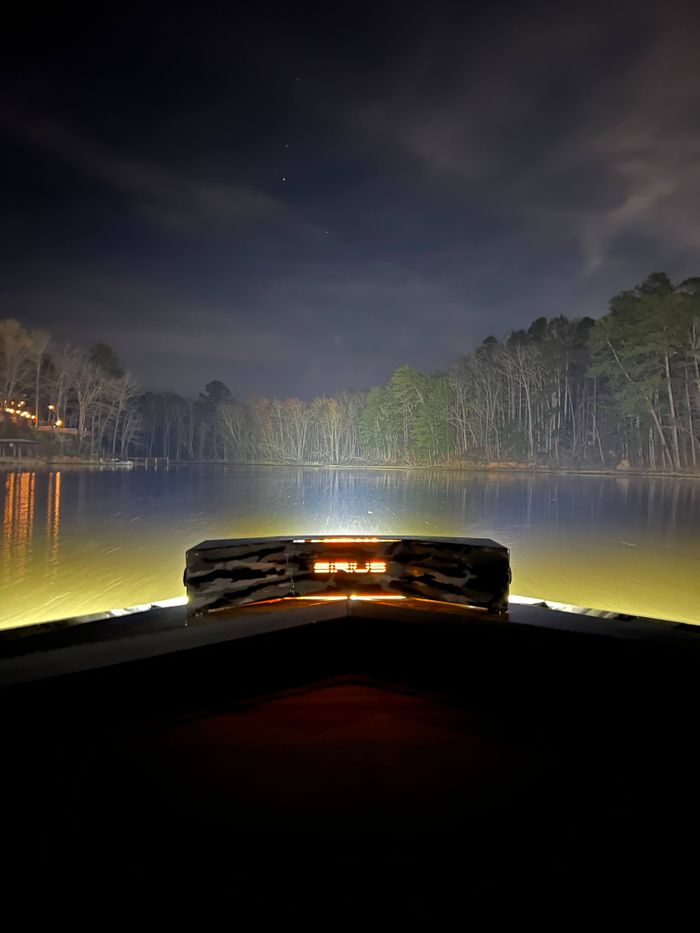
top-left (1, 455), bottom-right (699, 479)
top-left (243, 460), bottom-right (700, 479)
top-left (0, 456), bottom-right (106, 467)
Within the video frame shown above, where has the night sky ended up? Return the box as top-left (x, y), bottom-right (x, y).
top-left (2, 1), bottom-right (699, 398)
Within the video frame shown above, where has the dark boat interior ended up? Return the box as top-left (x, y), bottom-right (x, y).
top-left (2, 595), bottom-right (698, 918)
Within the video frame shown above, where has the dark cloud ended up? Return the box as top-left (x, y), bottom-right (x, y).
top-left (1, 0), bottom-right (699, 398)
top-left (3, 116), bottom-right (282, 230)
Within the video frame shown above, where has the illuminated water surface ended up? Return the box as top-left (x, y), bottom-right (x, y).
top-left (1, 464), bottom-right (698, 628)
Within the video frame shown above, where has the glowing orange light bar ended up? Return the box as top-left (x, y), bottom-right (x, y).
top-left (292, 537), bottom-right (400, 544)
top-left (319, 537), bottom-right (381, 543)
top-left (313, 560), bottom-right (387, 574)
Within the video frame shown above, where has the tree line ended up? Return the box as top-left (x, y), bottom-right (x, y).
top-left (0, 325), bottom-right (141, 459)
top-left (1, 272), bottom-right (698, 470)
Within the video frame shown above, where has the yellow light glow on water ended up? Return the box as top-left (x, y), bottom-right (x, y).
top-left (0, 467), bottom-right (698, 630)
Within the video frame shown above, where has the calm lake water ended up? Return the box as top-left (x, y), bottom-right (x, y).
top-left (1, 464), bottom-right (698, 629)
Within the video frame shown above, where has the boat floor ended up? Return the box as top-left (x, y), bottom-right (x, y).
top-left (1, 601), bottom-right (698, 918)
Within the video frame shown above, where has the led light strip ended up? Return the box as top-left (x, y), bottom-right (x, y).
top-left (292, 537), bottom-right (400, 544)
top-left (312, 560), bottom-right (387, 574)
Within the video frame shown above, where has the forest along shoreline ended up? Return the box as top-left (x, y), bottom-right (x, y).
top-left (2, 272), bottom-right (699, 475)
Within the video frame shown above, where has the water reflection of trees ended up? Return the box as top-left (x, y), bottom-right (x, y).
top-left (227, 467), bottom-right (699, 541)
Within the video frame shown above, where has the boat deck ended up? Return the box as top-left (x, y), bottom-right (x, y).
top-left (1, 599), bottom-right (698, 916)
top-left (0, 595), bottom-right (697, 684)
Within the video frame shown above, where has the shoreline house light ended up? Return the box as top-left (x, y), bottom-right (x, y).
top-left (3, 399), bottom-right (40, 421)
top-left (4, 399), bottom-right (84, 434)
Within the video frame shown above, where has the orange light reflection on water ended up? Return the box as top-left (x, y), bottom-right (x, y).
top-left (2, 471), bottom-right (36, 585)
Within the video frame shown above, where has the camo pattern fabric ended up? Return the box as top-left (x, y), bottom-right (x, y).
top-left (184, 536), bottom-right (510, 616)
